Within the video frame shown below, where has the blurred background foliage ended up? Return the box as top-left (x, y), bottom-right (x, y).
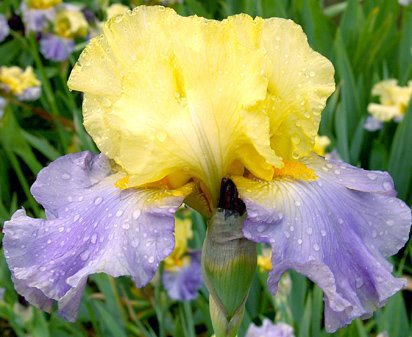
top-left (0, 0), bottom-right (411, 336)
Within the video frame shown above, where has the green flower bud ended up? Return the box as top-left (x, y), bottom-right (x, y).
top-left (202, 179), bottom-right (257, 337)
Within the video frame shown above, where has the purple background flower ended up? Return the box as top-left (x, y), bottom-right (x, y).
top-left (40, 34), bottom-right (75, 61)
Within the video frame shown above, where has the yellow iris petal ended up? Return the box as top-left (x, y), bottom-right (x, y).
top-left (164, 216), bottom-right (193, 270)
top-left (253, 18), bottom-right (335, 160)
top-left (0, 66), bottom-right (40, 95)
top-left (54, 8), bottom-right (89, 39)
top-left (27, 0), bottom-right (61, 10)
top-left (68, 7), bottom-right (335, 203)
top-left (68, 6), bottom-right (280, 202)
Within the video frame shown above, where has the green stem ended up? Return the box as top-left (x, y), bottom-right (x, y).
top-left (5, 150), bottom-right (40, 215)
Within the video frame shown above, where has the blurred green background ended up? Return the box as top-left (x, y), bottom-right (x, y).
top-left (0, 0), bottom-right (411, 336)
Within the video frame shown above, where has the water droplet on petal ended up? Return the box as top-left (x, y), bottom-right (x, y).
top-left (62, 173), bottom-right (71, 180)
top-left (367, 173), bottom-right (377, 180)
top-left (383, 182), bottom-right (392, 191)
top-left (80, 250), bottom-right (90, 261)
top-left (133, 210), bottom-right (141, 219)
top-left (91, 234), bottom-right (97, 244)
top-left (94, 197), bottom-right (103, 205)
top-left (355, 277), bottom-right (364, 288)
top-left (313, 244), bottom-right (320, 251)
top-left (156, 131), bottom-right (167, 142)
top-left (116, 210), bottom-right (123, 217)
top-left (297, 239), bottom-right (303, 244)
top-left (386, 220), bottom-right (394, 226)
top-left (306, 227), bottom-right (313, 235)
top-left (257, 225), bottom-right (265, 233)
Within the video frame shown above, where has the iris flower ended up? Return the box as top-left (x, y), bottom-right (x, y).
top-left (162, 214), bottom-right (203, 301)
top-left (3, 6), bottom-right (411, 333)
top-left (0, 66), bottom-right (41, 101)
top-left (40, 5), bottom-right (88, 62)
top-left (364, 79), bottom-right (412, 131)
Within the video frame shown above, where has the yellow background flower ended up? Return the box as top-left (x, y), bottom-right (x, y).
top-left (0, 66), bottom-right (40, 95)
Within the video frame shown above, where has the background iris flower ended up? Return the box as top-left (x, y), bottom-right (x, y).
top-left (2, 5), bottom-right (411, 335)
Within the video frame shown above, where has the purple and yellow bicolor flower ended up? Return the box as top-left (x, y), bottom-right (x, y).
top-left (162, 215), bottom-right (203, 301)
top-left (2, 6), bottom-right (411, 335)
top-left (40, 4), bottom-right (88, 62)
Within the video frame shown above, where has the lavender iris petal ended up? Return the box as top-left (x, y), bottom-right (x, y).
top-left (40, 34), bottom-right (75, 61)
top-left (0, 14), bottom-right (10, 42)
top-left (246, 319), bottom-right (295, 337)
top-left (236, 154), bottom-right (411, 332)
top-left (3, 151), bottom-right (186, 321)
top-left (20, 3), bottom-right (55, 33)
top-left (162, 251), bottom-right (203, 301)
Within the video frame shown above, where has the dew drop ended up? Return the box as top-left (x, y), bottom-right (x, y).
top-left (338, 218), bottom-right (344, 225)
top-left (62, 173), bottom-right (71, 180)
top-left (156, 131), bottom-right (167, 142)
top-left (334, 169), bottom-right (341, 175)
top-left (91, 234), bottom-right (97, 244)
top-left (383, 182), bottom-right (392, 191)
top-left (355, 277), bottom-right (364, 288)
top-left (313, 244), bottom-right (320, 251)
top-left (386, 220), bottom-right (394, 226)
top-left (295, 200), bottom-right (301, 207)
top-left (367, 173), bottom-right (377, 180)
top-left (297, 239), bottom-right (303, 245)
top-left (284, 231), bottom-right (290, 238)
top-left (47, 239), bottom-right (52, 244)
top-left (148, 256), bottom-right (155, 264)
top-left (116, 210), bottom-right (124, 217)
top-left (292, 135), bottom-right (301, 144)
top-left (320, 230), bottom-right (327, 237)
top-left (94, 197), bottom-right (103, 205)
top-left (73, 214), bottom-right (80, 221)
top-left (122, 223), bottom-right (130, 230)
top-left (306, 227), bottom-right (313, 235)
top-left (133, 210), bottom-right (141, 220)
top-left (80, 250), bottom-right (90, 261)
top-left (58, 226), bottom-right (64, 232)
top-left (257, 225), bottom-right (265, 233)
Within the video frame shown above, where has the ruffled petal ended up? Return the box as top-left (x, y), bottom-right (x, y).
top-left (68, 6), bottom-right (280, 201)
top-left (3, 152), bottom-right (192, 320)
top-left (254, 18), bottom-right (335, 160)
top-left (162, 251), bottom-right (203, 301)
top-left (233, 155), bottom-right (411, 332)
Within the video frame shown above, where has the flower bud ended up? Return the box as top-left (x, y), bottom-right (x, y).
top-left (202, 179), bottom-right (257, 337)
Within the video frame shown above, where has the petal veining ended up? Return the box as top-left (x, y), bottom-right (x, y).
top-left (2, 152), bottom-right (191, 320)
top-left (233, 155), bottom-right (411, 332)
